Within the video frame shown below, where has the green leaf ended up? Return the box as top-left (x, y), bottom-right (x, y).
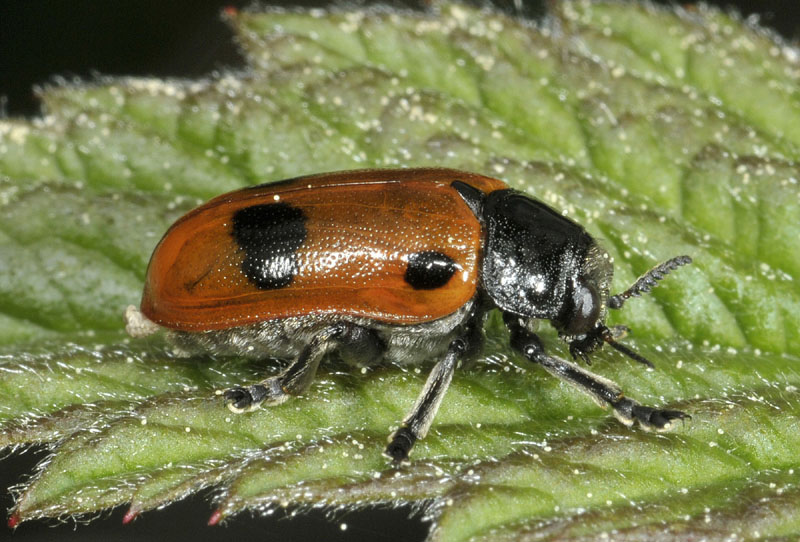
top-left (1, 2), bottom-right (799, 540)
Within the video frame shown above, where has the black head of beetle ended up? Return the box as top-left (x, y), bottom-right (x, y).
top-left (453, 181), bottom-right (691, 366)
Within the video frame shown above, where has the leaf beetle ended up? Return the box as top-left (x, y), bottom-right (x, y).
top-left (126, 168), bottom-right (691, 463)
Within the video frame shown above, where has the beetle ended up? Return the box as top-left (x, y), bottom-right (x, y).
top-left (125, 168), bottom-right (692, 463)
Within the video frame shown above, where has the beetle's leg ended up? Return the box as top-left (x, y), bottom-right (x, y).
top-left (384, 336), bottom-right (468, 465)
top-left (224, 323), bottom-right (383, 413)
top-left (504, 314), bottom-right (689, 431)
top-left (384, 308), bottom-right (488, 464)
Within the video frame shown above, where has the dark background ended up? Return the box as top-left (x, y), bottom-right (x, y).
top-left (0, 1), bottom-right (798, 541)
top-left (2, 0), bottom-right (800, 118)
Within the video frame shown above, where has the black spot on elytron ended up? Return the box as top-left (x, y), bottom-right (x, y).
top-left (405, 251), bottom-right (457, 290)
top-left (231, 202), bottom-right (307, 290)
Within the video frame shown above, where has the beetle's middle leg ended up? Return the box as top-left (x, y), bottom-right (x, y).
top-left (384, 336), bottom-right (468, 465)
top-left (384, 311), bottom-right (485, 464)
top-left (504, 314), bottom-right (689, 431)
top-left (224, 322), bottom-right (384, 413)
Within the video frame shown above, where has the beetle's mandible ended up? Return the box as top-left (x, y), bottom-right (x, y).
top-left (125, 168), bottom-right (692, 463)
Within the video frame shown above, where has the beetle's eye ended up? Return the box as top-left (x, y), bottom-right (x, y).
top-left (562, 279), bottom-right (600, 336)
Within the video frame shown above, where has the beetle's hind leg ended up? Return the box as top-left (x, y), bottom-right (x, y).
top-left (224, 322), bottom-right (384, 413)
top-left (505, 315), bottom-right (689, 432)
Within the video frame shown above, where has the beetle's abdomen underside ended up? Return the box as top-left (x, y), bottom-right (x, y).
top-left (141, 168), bottom-right (506, 331)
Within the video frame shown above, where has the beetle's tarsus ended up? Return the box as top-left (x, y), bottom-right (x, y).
top-left (223, 387), bottom-right (249, 412)
top-left (224, 385), bottom-right (262, 412)
top-left (224, 381), bottom-right (285, 412)
top-left (612, 397), bottom-right (690, 431)
top-left (384, 426), bottom-right (416, 465)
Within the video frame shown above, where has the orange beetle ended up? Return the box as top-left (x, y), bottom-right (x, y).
top-left (127, 168), bottom-right (692, 462)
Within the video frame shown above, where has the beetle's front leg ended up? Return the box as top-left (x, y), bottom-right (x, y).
top-left (504, 314), bottom-right (689, 431)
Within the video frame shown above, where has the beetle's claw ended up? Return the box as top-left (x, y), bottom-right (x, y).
top-left (224, 387), bottom-right (254, 413)
top-left (640, 408), bottom-right (691, 431)
top-left (384, 426), bottom-right (415, 465)
top-left (224, 385), bottom-right (270, 413)
top-left (223, 381), bottom-right (288, 413)
top-left (614, 398), bottom-right (690, 431)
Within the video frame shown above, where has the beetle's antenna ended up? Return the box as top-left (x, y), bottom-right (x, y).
top-left (608, 255), bottom-right (692, 310)
top-left (591, 324), bottom-right (655, 368)
top-left (604, 337), bottom-right (654, 368)
top-left (573, 324), bottom-right (654, 368)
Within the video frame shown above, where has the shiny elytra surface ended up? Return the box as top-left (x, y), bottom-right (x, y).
top-left (141, 168), bottom-right (508, 331)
